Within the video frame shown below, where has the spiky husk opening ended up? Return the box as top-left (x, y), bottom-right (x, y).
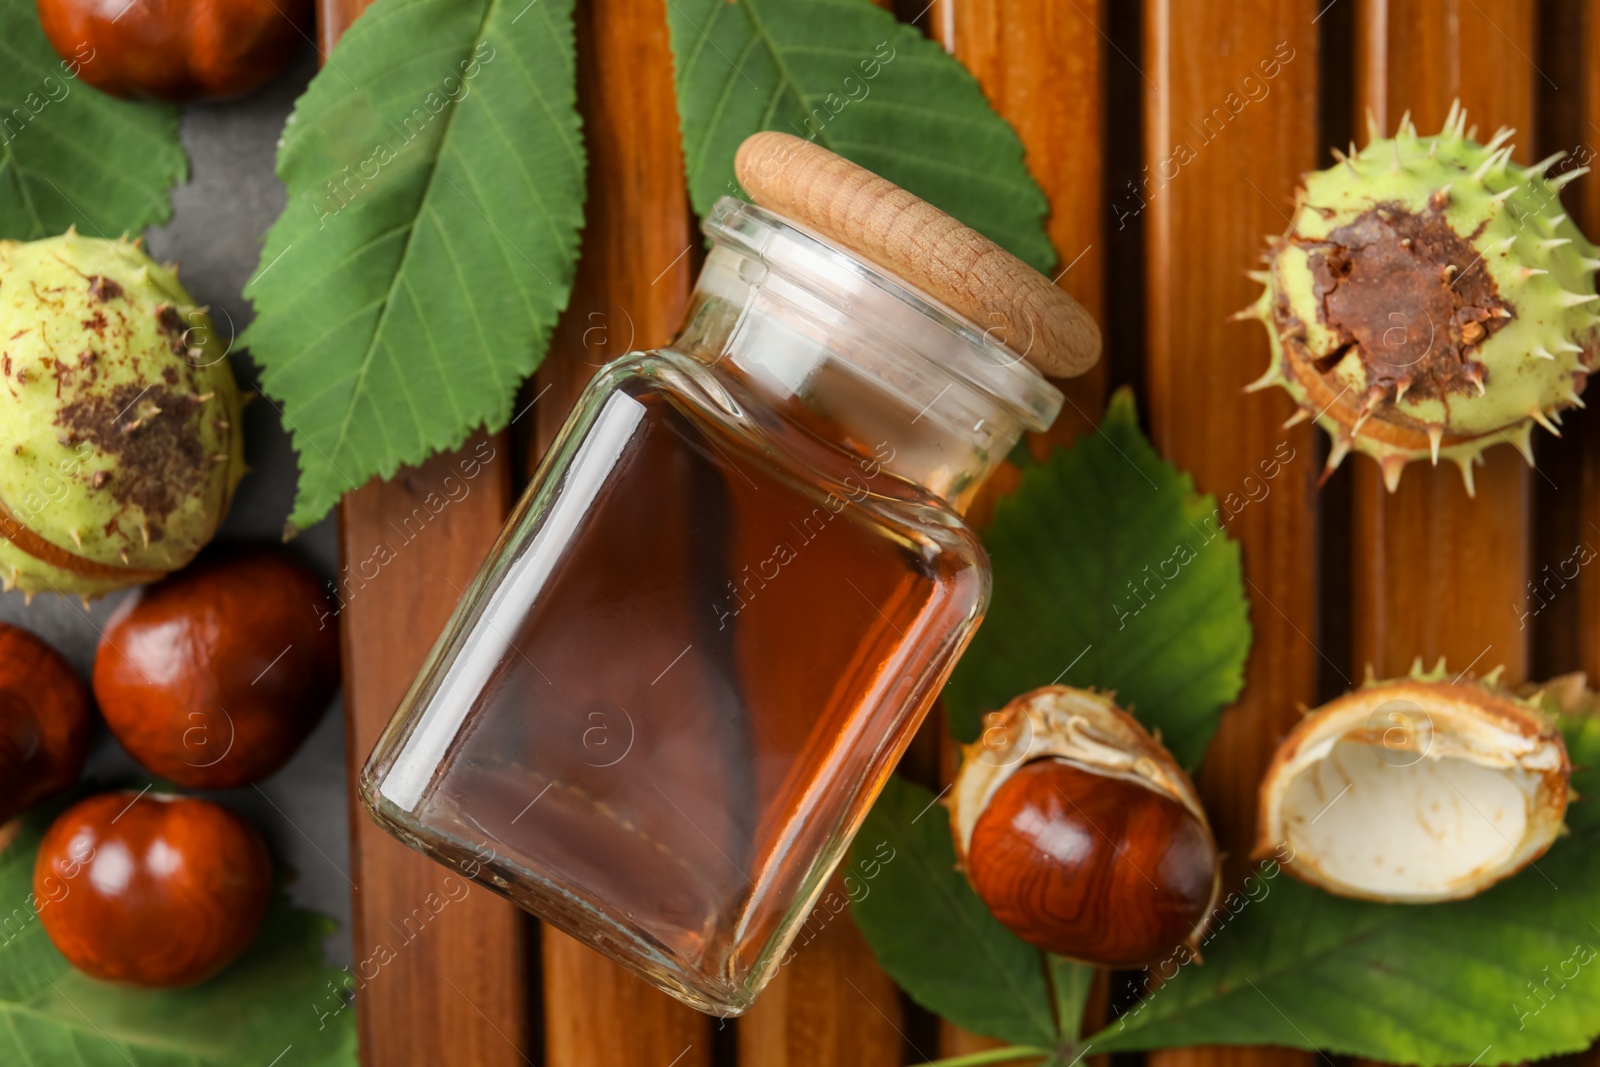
top-left (1240, 102), bottom-right (1598, 494)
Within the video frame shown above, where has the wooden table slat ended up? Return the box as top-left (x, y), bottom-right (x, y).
top-left (1351, 0), bottom-right (1535, 688)
top-left (931, 0), bottom-right (1109, 453)
top-left (928, 0), bottom-right (1110, 1056)
top-left (1142, 2), bottom-right (1321, 1065)
top-left (738, 879), bottom-right (904, 1065)
top-left (338, 435), bottom-right (530, 1067)
top-left (1353, 6), bottom-right (1536, 1067)
top-left (527, 0), bottom-right (713, 1064)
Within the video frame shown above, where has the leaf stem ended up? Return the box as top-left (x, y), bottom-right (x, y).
top-left (1046, 954), bottom-right (1095, 1045)
top-left (918, 1047), bottom-right (1054, 1067)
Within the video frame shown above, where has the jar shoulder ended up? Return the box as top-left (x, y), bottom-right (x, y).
top-left (580, 349), bottom-right (991, 577)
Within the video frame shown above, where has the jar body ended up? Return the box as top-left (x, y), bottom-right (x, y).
top-left (360, 349), bottom-right (988, 1014)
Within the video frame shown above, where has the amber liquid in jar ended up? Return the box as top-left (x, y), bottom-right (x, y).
top-left (363, 197), bottom-right (1062, 1014)
top-left (385, 358), bottom-right (981, 1006)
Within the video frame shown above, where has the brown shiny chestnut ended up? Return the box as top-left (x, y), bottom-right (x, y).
top-left (951, 686), bottom-right (1221, 969)
top-left (93, 547), bottom-right (340, 789)
top-left (34, 791), bottom-right (272, 987)
top-left (0, 623), bottom-right (91, 825)
top-left (35, 0), bottom-right (313, 102)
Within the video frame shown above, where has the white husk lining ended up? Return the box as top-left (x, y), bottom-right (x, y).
top-left (1258, 680), bottom-right (1568, 903)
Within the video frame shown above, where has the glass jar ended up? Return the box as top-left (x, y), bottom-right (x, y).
top-left (360, 196), bottom-right (1064, 1015)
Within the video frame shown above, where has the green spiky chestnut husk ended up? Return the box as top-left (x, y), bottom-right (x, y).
top-left (1240, 102), bottom-right (1597, 494)
top-left (0, 232), bottom-right (245, 600)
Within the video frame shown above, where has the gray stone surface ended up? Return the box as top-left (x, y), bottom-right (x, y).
top-left (1, 48), bottom-right (355, 969)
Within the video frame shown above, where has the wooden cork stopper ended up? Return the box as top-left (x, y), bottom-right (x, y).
top-left (734, 132), bottom-right (1101, 379)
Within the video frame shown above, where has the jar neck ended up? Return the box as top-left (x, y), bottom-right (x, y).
top-left (669, 239), bottom-right (1056, 516)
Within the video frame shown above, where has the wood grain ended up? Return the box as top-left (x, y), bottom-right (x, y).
top-left (928, 0), bottom-right (1109, 1055)
top-left (337, 434), bottom-right (529, 1067)
top-left (316, 0), bottom-right (366, 55)
top-left (930, 0), bottom-right (1108, 450)
top-left (542, 932), bottom-right (712, 1067)
top-left (1351, 0), bottom-right (1535, 686)
top-left (527, 0), bottom-right (710, 1064)
top-left (317, 0), bottom-right (532, 1064)
top-left (738, 872), bottom-right (904, 1065)
top-left (1143, 3), bottom-right (1319, 1067)
top-left (742, 865), bottom-right (906, 1056)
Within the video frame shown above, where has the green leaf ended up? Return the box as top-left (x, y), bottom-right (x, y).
top-left (243, 0), bottom-right (586, 528)
top-left (0, 0), bottom-right (186, 239)
top-left (666, 0), bottom-right (1056, 273)
top-left (944, 388), bottom-right (1253, 768)
top-left (1089, 713), bottom-right (1600, 1066)
top-left (849, 775), bottom-right (1058, 1049)
top-left (1004, 437), bottom-right (1036, 471)
top-left (0, 801), bottom-right (356, 1066)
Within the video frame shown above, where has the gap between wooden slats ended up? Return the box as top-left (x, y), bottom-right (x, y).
top-left (1577, 1), bottom-right (1600, 694)
top-left (1142, 4), bottom-right (1321, 1067)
